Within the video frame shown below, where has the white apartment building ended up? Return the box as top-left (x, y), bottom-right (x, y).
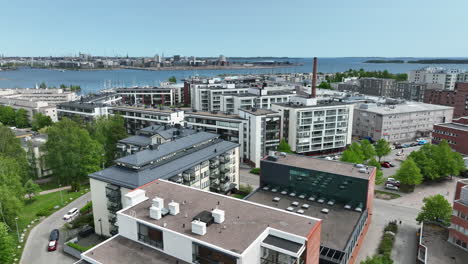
top-left (353, 102), bottom-right (454, 142)
top-left (408, 67), bottom-right (465, 90)
top-left (272, 96), bottom-right (354, 154)
top-left (238, 108), bottom-right (281, 167)
top-left (0, 97), bottom-right (58, 122)
top-left (79, 180), bottom-right (321, 264)
top-left (89, 132), bottom-right (240, 236)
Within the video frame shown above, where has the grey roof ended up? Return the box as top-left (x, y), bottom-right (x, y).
top-left (89, 138), bottom-right (238, 189)
top-left (139, 124), bottom-right (164, 134)
top-left (118, 135), bottom-right (152, 147)
top-left (435, 122), bottom-right (468, 132)
top-left (357, 102), bottom-right (453, 115)
top-left (116, 132), bottom-right (218, 167)
top-left (273, 101), bottom-right (350, 109)
top-left (263, 235), bottom-right (303, 253)
top-left (156, 127), bottom-right (197, 139)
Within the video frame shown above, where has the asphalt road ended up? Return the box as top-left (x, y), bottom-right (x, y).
top-left (239, 167), bottom-right (260, 188)
top-left (21, 192), bottom-right (91, 264)
top-left (356, 198), bottom-right (419, 264)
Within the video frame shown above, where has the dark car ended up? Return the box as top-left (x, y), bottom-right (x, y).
top-left (48, 229), bottom-right (59, 251)
top-left (402, 144), bottom-right (411, 148)
top-left (410, 142), bottom-right (418, 147)
top-left (394, 144), bottom-right (403, 149)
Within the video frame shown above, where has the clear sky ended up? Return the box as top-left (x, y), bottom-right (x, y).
top-left (1, 0), bottom-right (467, 57)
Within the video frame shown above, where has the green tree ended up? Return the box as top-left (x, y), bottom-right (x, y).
top-left (318, 82), bottom-right (333, 90)
top-left (360, 139), bottom-right (376, 161)
top-left (340, 142), bottom-right (365, 164)
top-left (434, 140), bottom-right (465, 179)
top-left (24, 179), bottom-right (41, 200)
top-left (368, 158), bottom-right (384, 185)
top-left (408, 144), bottom-right (438, 181)
top-left (88, 115), bottom-right (127, 166)
top-left (0, 125), bottom-right (30, 182)
top-left (39, 82), bottom-right (47, 88)
top-left (394, 158), bottom-right (423, 186)
top-left (0, 222), bottom-right (15, 264)
top-left (277, 139), bottom-right (293, 153)
top-left (0, 106), bottom-right (16, 126)
top-left (0, 156), bottom-right (25, 226)
top-left (15, 108), bottom-right (30, 128)
top-left (168, 76), bottom-right (177, 83)
top-left (361, 255), bottom-right (393, 264)
top-left (374, 139), bottom-right (391, 162)
top-left (44, 118), bottom-right (104, 190)
top-left (31, 113), bottom-right (53, 131)
top-left (416, 194), bottom-right (452, 226)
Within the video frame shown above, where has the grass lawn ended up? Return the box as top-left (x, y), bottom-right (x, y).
top-left (375, 190), bottom-right (401, 200)
top-left (10, 188), bottom-right (89, 261)
top-left (37, 179), bottom-right (61, 191)
top-left (232, 193), bottom-right (247, 199)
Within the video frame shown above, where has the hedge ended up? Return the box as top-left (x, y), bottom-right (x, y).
top-left (66, 242), bottom-right (93, 252)
top-left (80, 201), bottom-right (93, 214)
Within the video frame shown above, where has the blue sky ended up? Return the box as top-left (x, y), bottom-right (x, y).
top-left (1, 0), bottom-right (467, 57)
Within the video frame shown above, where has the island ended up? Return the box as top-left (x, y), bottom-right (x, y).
top-left (407, 59), bottom-right (468, 64)
top-left (364, 60), bottom-right (405, 64)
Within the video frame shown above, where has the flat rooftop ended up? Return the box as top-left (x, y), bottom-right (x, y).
top-left (358, 102), bottom-right (453, 115)
top-left (121, 180), bottom-right (319, 254)
top-left (82, 235), bottom-right (189, 264)
top-left (435, 122), bottom-right (468, 132)
top-left (247, 189), bottom-right (362, 251)
top-left (240, 108), bottom-right (279, 116)
top-left (111, 105), bottom-right (184, 114)
top-left (273, 101), bottom-right (349, 109)
top-left (263, 153), bottom-right (374, 180)
top-left (421, 224), bottom-right (468, 264)
top-left (185, 111), bottom-right (245, 120)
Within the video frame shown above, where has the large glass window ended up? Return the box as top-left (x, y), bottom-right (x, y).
top-left (193, 243), bottom-right (237, 264)
top-left (261, 247), bottom-right (299, 264)
top-left (138, 223), bottom-right (163, 249)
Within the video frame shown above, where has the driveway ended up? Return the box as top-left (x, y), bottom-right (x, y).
top-left (21, 192), bottom-right (91, 264)
top-left (356, 199), bottom-right (419, 263)
top-left (239, 167), bottom-right (260, 188)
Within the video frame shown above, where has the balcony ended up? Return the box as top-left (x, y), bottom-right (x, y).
top-left (183, 169), bottom-right (196, 182)
top-left (108, 213), bottom-right (117, 224)
top-left (107, 201), bottom-right (122, 212)
top-left (219, 155), bottom-right (231, 163)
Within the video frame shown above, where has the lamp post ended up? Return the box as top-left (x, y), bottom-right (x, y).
top-left (98, 218), bottom-right (103, 239)
top-left (59, 184), bottom-right (63, 205)
top-left (14, 217), bottom-right (19, 241)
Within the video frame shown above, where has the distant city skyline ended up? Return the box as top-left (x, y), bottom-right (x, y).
top-left (1, 0), bottom-right (467, 57)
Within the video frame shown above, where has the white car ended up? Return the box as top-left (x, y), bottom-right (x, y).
top-left (63, 208), bottom-right (79, 221)
top-left (396, 152), bottom-right (405, 157)
top-left (385, 184), bottom-right (399, 191)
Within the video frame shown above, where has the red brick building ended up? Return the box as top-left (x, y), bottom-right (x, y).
top-left (449, 179), bottom-right (468, 251)
top-left (424, 82), bottom-right (468, 118)
top-left (432, 117), bottom-right (468, 155)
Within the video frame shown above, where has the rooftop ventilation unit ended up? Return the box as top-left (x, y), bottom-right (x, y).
top-left (212, 208), bottom-right (225, 224)
top-left (168, 201), bottom-right (180, 216)
top-left (153, 197), bottom-right (164, 209)
top-left (191, 220), bottom-right (207, 236)
top-left (150, 206), bottom-right (162, 220)
top-left (358, 168), bottom-right (367, 173)
top-left (123, 189), bottom-right (147, 208)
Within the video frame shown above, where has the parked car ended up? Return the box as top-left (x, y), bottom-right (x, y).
top-left (63, 208), bottom-right (79, 221)
top-left (396, 152), bottom-right (405, 157)
top-left (48, 229), bottom-right (59, 251)
top-left (394, 144), bottom-right (403, 149)
top-left (402, 144), bottom-right (411, 148)
top-left (386, 178), bottom-right (401, 187)
top-left (385, 183), bottom-right (399, 191)
top-left (410, 142), bottom-right (419, 147)
top-left (418, 140), bottom-right (427, 145)
top-left (381, 161), bottom-right (392, 168)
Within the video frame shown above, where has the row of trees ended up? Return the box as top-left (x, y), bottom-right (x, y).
top-left (0, 106), bottom-right (52, 131)
top-left (325, 69), bottom-right (408, 83)
top-left (43, 115), bottom-right (127, 190)
top-left (38, 82), bottom-right (82, 92)
top-left (393, 141), bottom-right (465, 188)
top-left (340, 139), bottom-right (392, 184)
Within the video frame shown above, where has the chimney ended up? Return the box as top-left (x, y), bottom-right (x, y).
top-left (311, 57), bottom-right (318, 98)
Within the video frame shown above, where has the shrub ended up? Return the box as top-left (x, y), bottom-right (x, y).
top-left (239, 184), bottom-right (253, 194)
top-left (66, 242), bottom-right (93, 252)
top-left (70, 214), bottom-right (94, 229)
top-left (384, 221), bottom-right (398, 234)
top-left (378, 233), bottom-right (395, 257)
top-left (36, 206), bottom-right (55, 217)
top-left (250, 168), bottom-right (260, 174)
top-left (80, 201), bottom-right (92, 214)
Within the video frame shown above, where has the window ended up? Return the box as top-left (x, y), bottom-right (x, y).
top-left (138, 223), bottom-right (163, 249)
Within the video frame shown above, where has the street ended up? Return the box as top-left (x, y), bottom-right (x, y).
top-left (21, 192), bottom-right (91, 264)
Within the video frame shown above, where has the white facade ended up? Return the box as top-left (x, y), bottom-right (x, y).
top-left (272, 99), bottom-right (354, 154)
top-left (408, 67), bottom-right (465, 90)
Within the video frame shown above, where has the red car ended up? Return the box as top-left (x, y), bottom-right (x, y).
top-left (48, 229), bottom-right (59, 251)
top-left (380, 161), bottom-right (394, 168)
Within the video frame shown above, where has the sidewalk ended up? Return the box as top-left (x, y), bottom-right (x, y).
top-left (25, 185), bottom-right (71, 198)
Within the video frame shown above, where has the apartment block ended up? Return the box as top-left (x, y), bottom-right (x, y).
top-left (393, 82), bottom-right (443, 102)
top-left (449, 179), bottom-right (468, 251)
top-left (116, 84), bottom-right (184, 107)
top-left (238, 108), bottom-right (281, 167)
top-left (80, 180), bottom-right (322, 264)
top-left (432, 117), bottom-right (468, 155)
top-left (249, 152), bottom-right (375, 264)
top-left (424, 82), bottom-right (468, 118)
top-left (272, 96), bottom-right (354, 154)
top-left (221, 87), bottom-right (295, 114)
top-left (353, 102), bottom-right (453, 142)
top-left (89, 132), bottom-right (239, 236)
top-left (359, 78), bottom-right (395, 97)
top-left (409, 67), bottom-right (464, 90)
